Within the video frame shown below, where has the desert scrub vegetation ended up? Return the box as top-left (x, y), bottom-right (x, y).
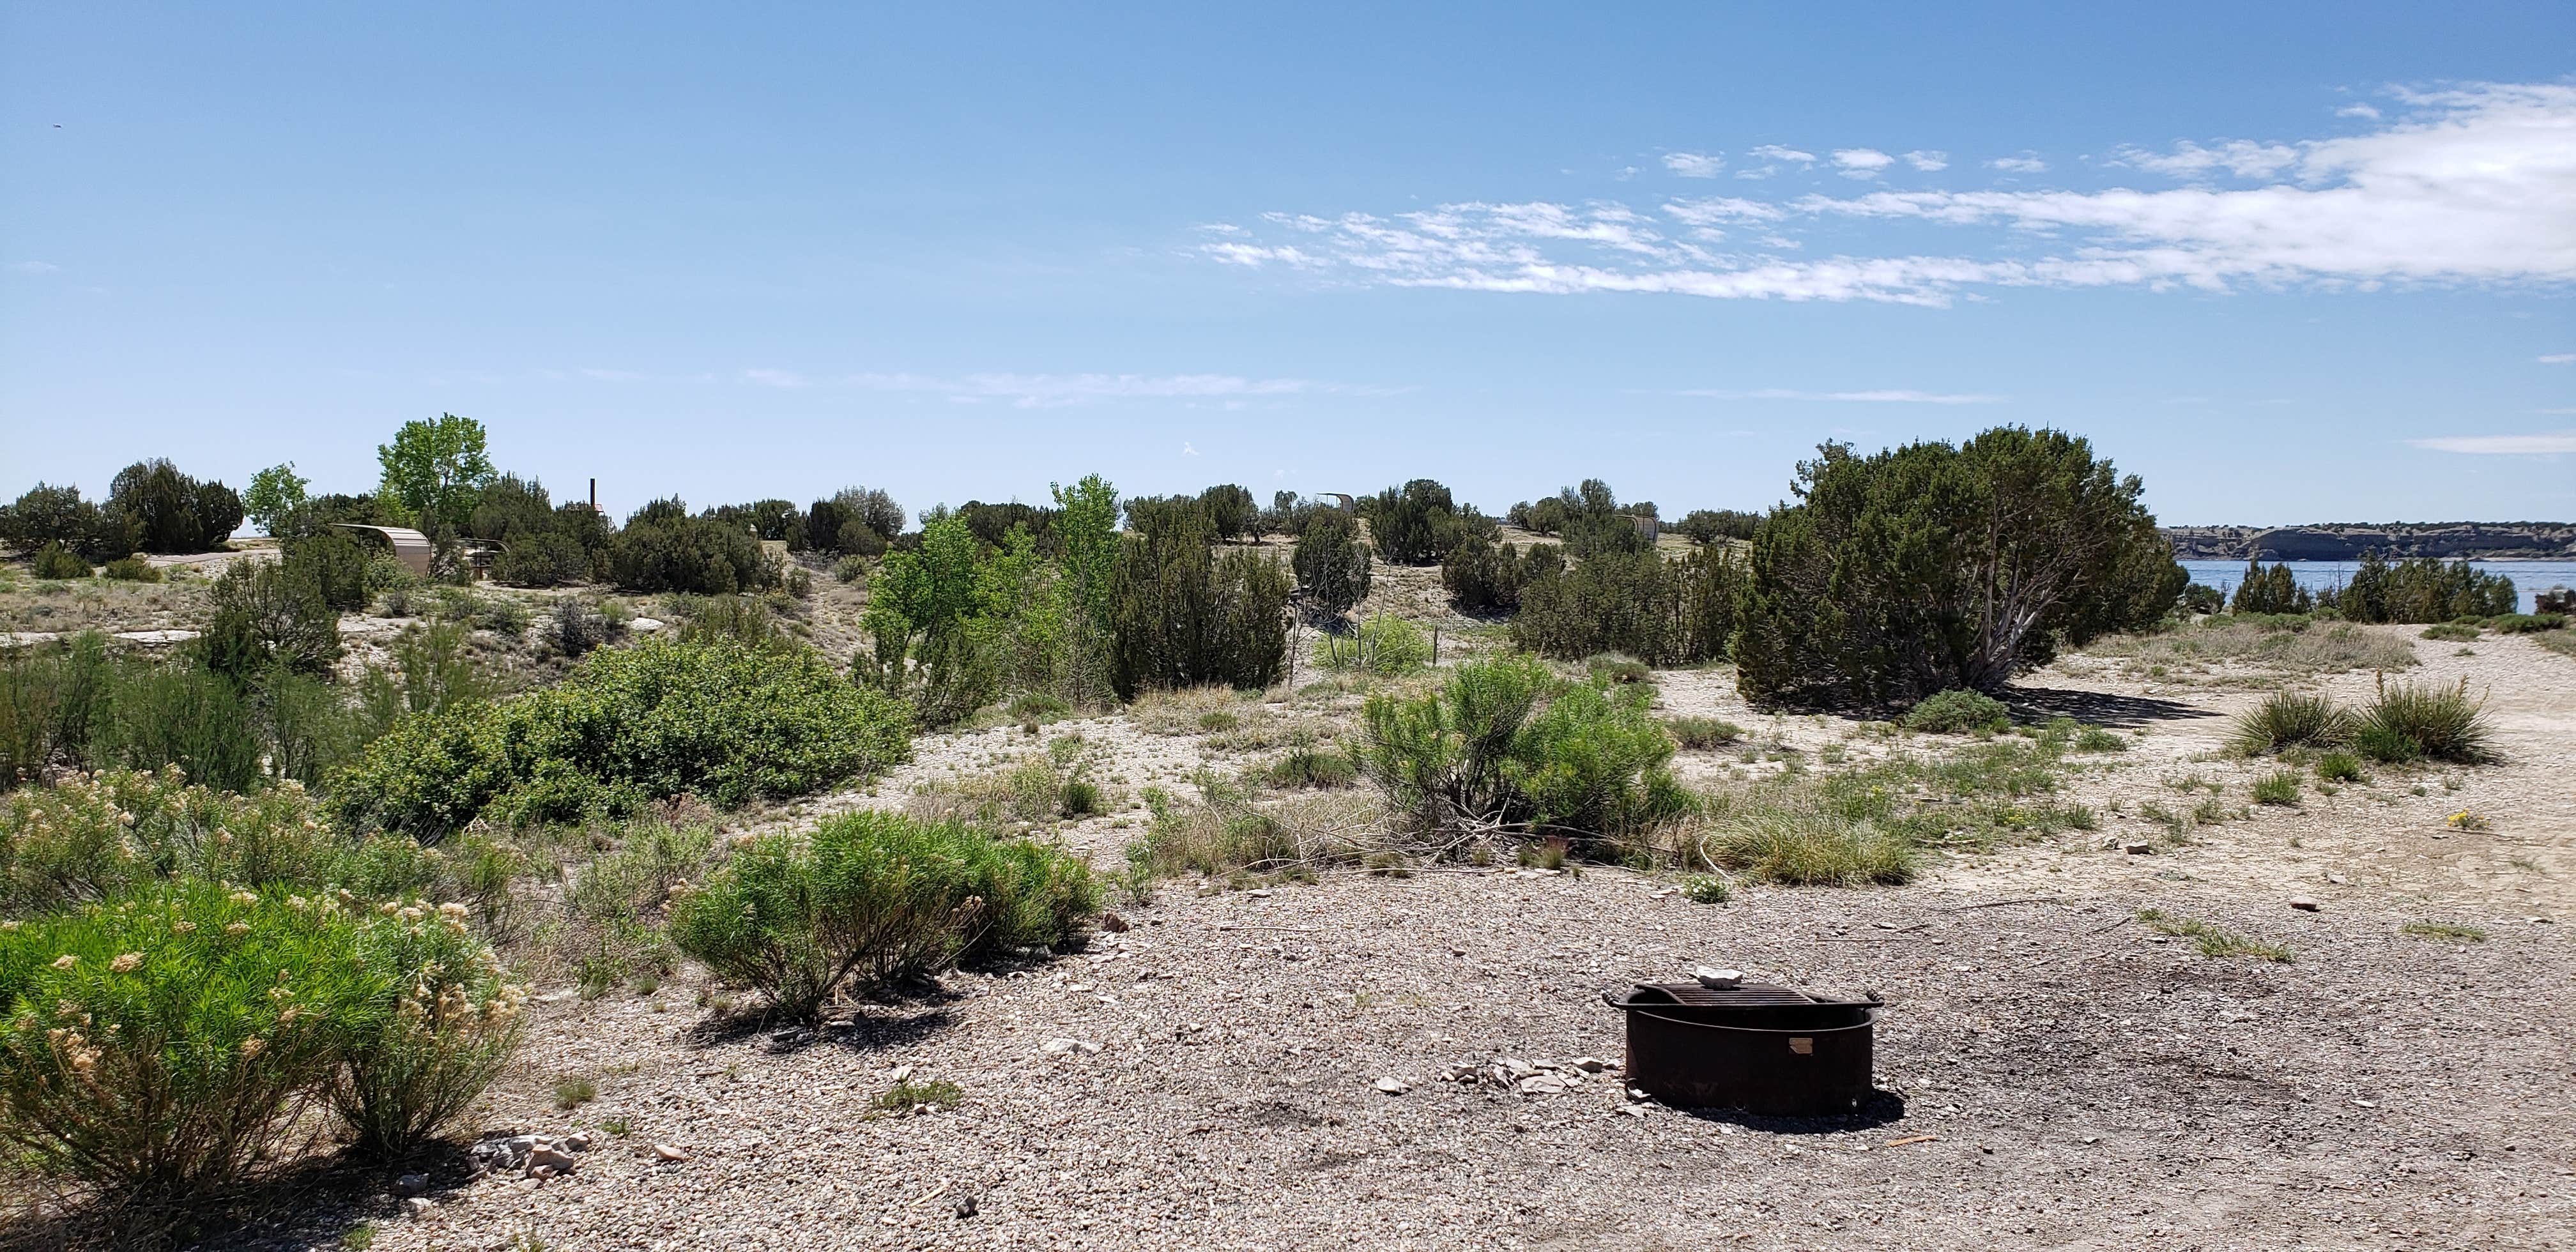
top-left (2228, 690), bottom-right (2352, 756)
top-left (1315, 616), bottom-right (1432, 675)
top-left (1664, 715), bottom-right (1747, 750)
top-left (1351, 653), bottom-right (1686, 850)
top-left (1290, 507), bottom-right (1371, 619)
top-left (2320, 551), bottom-right (2517, 623)
top-left (2251, 769), bottom-right (2303, 805)
top-left (1131, 774), bottom-right (1380, 883)
top-left (329, 634), bottom-right (912, 840)
top-left (0, 882), bottom-right (524, 1226)
top-left (910, 735), bottom-right (1109, 827)
top-left (1732, 429), bottom-right (2182, 707)
top-left (2136, 909), bottom-right (2294, 962)
top-left (2085, 614), bottom-right (2416, 679)
top-left (2352, 675), bottom-right (2494, 765)
top-left (668, 811), bottom-right (1099, 1019)
top-left (1507, 542), bottom-right (1740, 668)
top-left (2402, 920), bottom-right (2488, 943)
top-left (1899, 689), bottom-right (2009, 735)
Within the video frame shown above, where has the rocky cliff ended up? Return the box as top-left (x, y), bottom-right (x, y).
top-left (2163, 523), bottom-right (2576, 561)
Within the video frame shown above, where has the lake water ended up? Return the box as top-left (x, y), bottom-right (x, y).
top-left (2179, 559), bottom-right (2576, 614)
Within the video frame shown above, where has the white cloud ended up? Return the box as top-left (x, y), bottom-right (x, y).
top-left (742, 368), bottom-right (808, 388)
top-left (2409, 431), bottom-right (2576, 454)
top-left (2540, 353), bottom-right (2575, 364)
top-left (1662, 151), bottom-right (1724, 178)
top-left (1200, 83), bottom-right (2576, 306)
top-left (1181, 441), bottom-right (1200, 456)
top-left (1987, 155), bottom-right (2048, 173)
top-left (2111, 139), bottom-right (2302, 180)
top-left (6, 261), bottom-right (59, 274)
top-left (2338, 103), bottom-right (2382, 120)
top-left (1750, 144), bottom-right (1816, 165)
top-left (1903, 150), bottom-right (1949, 171)
top-left (1832, 148), bottom-right (1896, 179)
top-left (1676, 388), bottom-right (2005, 404)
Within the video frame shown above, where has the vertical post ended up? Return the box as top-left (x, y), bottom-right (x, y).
top-left (1432, 627), bottom-right (1439, 665)
top-left (590, 478), bottom-right (598, 512)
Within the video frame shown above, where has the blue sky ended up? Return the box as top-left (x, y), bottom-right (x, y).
top-left (4, 3), bottom-right (2572, 527)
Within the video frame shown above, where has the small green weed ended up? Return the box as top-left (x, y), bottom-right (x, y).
top-left (2251, 770), bottom-right (2303, 806)
top-left (2401, 921), bottom-right (2487, 943)
top-left (552, 1076), bottom-right (598, 1110)
top-left (2137, 909), bottom-right (2293, 961)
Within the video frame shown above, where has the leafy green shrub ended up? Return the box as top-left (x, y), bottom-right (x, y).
top-left (31, 542), bottom-right (92, 580)
top-left (563, 820), bottom-right (712, 995)
top-left (2354, 675), bottom-right (2494, 764)
top-left (0, 891), bottom-right (326, 1209)
top-left (1679, 873), bottom-right (1731, 903)
top-left (1901, 689), bottom-right (2009, 735)
top-left (1291, 507), bottom-right (1371, 619)
top-left (329, 637), bottom-right (912, 840)
top-left (2072, 725), bottom-right (2128, 752)
top-left (1357, 480), bottom-right (1482, 565)
top-left (675, 593), bottom-right (776, 645)
top-left (100, 557), bottom-right (159, 583)
top-left (2227, 690), bottom-right (2351, 755)
top-left (1315, 616), bottom-right (1432, 675)
top-left (1665, 716), bottom-right (1745, 750)
top-left (2486, 612), bottom-right (2566, 634)
top-left (832, 554), bottom-right (870, 583)
top-left (325, 896), bottom-right (526, 1157)
top-left (1673, 509), bottom-right (1760, 545)
top-left (2251, 769), bottom-right (2303, 805)
top-left (1586, 653), bottom-right (1652, 685)
top-left (1733, 429), bottom-right (2182, 707)
top-left (1264, 747), bottom-right (1357, 789)
top-left (2230, 560), bottom-right (2313, 615)
top-left (2315, 750), bottom-right (2366, 782)
top-left (0, 634), bottom-right (112, 788)
top-left (668, 811), bottom-right (1096, 1018)
top-left (491, 531), bottom-right (595, 587)
top-left (1352, 653), bottom-right (1683, 843)
top-left (807, 487), bottom-right (904, 557)
top-left (90, 659), bottom-right (264, 792)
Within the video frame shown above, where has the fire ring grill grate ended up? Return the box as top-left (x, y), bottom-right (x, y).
top-left (1603, 981), bottom-right (1882, 1115)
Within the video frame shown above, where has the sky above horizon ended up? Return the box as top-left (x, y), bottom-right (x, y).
top-left (4, 3), bottom-right (2573, 528)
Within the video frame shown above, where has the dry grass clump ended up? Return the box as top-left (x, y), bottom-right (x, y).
top-left (2228, 690), bottom-right (2352, 755)
top-left (2535, 629), bottom-right (2576, 659)
top-left (1657, 790), bottom-right (1917, 887)
top-left (909, 735), bottom-right (1109, 827)
top-left (1665, 715), bottom-right (1747, 750)
top-left (1133, 775), bottom-right (1384, 882)
top-left (1128, 685), bottom-right (1266, 735)
top-left (2138, 909), bottom-right (2294, 961)
top-left (2089, 617), bottom-right (2416, 678)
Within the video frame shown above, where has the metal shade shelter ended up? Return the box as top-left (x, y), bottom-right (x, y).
top-left (333, 524), bottom-right (435, 576)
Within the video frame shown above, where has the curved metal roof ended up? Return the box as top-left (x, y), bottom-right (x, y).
top-left (332, 524), bottom-right (435, 576)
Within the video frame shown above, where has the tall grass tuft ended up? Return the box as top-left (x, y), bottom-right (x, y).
top-left (2354, 675), bottom-right (2494, 764)
top-left (2227, 690), bottom-right (2350, 756)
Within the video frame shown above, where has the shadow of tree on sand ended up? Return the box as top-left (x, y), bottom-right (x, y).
top-left (2003, 686), bottom-right (2214, 729)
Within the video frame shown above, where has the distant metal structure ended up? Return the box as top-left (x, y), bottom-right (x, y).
top-left (333, 524), bottom-right (434, 576)
top-left (1322, 493), bottom-right (1358, 511)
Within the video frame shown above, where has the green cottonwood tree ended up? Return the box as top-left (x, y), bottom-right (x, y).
top-left (1732, 427), bottom-right (2184, 706)
top-left (243, 463), bottom-right (310, 535)
top-left (376, 413), bottom-right (497, 531)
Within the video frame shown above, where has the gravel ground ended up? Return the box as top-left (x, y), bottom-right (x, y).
top-left (19, 625), bottom-right (2572, 1252)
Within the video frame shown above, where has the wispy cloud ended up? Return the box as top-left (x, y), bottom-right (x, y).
top-left (1832, 148), bottom-right (1896, 179)
top-left (2338, 103), bottom-right (2382, 120)
top-left (834, 371), bottom-right (1388, 409)
top-left (2540, 353), bottom-right (2575, 365)
top-left (1662, 151), bottom-right (1724, 178)
top-left (1986, 154), bottom-right (2048, 173)
top-left (1675, 388), bottom-right (2005, 404)
top-left (742, 368), bottom-right (808, 388)
top-left (1736, 144), bottom-right (1816, 180)
top-left (6, 261), bottom-right (59, 274)
top-left (1199, 83), bottom-right (2576, 307)
top-left (2409, 431), bottom-right (2576, 455)
top-left (1903, 150), bottom-right (1949, 172)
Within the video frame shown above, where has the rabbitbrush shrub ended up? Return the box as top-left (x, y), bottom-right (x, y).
top-left (0, 881), bottom-right (522, 1213)
top-left (328, 636), bottom-right (913, 840)
top-left (670, 811), bottom-right (1097, 1019)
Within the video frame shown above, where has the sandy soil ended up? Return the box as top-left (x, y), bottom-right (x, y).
top-left (109, 623), bottom-right (2566, 1252)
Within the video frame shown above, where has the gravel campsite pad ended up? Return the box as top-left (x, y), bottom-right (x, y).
top-left (226, 628), bottom-right (2576, 1251)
